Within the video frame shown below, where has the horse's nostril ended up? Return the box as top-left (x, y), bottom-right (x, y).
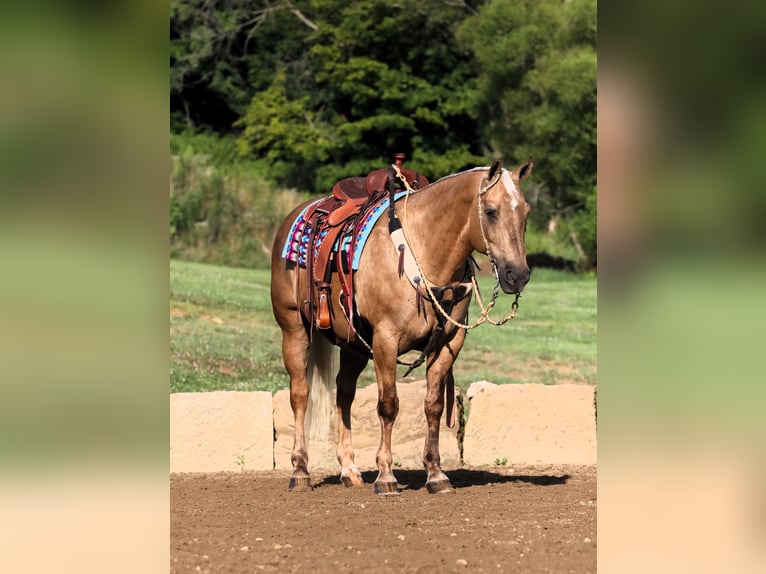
top-left (504, 266), bottom-right (530, 289)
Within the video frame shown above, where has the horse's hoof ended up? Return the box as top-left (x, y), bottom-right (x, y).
top-left (374, 481), bottom-right (401, 495)
top-left (288, 476), bottom-right (311, 491)
top-left (426, 480), bottom-right (456, 494)
top-left (341, 474), bottom-right (364, 488)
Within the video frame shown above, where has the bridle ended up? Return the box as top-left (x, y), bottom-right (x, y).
top-left (394, 164), bottom-right (521, 331)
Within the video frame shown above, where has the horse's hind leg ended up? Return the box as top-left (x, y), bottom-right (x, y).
top-left (336, 348), bottom-right (368, 487)
top-left (423, 329), bottom-right (466, 494)
top-left (281, 328), bottom-right (312, 491)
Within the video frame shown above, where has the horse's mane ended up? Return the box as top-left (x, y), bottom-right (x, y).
top-left (427, 165), bottom-right (492, 189)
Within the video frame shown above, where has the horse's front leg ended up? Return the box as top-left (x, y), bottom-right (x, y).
top-left (371, 331), bottom-right (401, 495)
top-left (423, 329), bottom-right (466, 494)
top-left (336, 348), bottom-right (368, 487)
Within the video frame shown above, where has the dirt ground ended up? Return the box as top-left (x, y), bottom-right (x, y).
top-left (171, 465), bottom-right (596, 573)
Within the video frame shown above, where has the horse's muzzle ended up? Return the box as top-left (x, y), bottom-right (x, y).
top-left (498, 263), bottom-right (530, 294)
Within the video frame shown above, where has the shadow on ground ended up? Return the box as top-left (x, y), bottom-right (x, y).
top-left (314, 468), bottom-right (571, 491)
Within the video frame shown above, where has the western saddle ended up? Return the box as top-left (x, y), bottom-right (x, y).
top-left (302, 153), bottom-right (429, 333)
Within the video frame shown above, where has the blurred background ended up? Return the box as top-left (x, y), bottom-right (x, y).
top-left (599, 1), bottom-right (766, 572)
top-left (0, 2), bottom-right (168, 573)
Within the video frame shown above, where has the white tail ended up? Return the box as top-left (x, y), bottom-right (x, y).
top-left (305, 334), bottom-right (337, 470)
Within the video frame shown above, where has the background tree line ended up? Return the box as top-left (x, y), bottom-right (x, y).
top-left (170, 0), bottom-right (596, 270)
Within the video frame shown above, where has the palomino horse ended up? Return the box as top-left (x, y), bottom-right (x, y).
top-left (271, 158), bottom-right (533, 494)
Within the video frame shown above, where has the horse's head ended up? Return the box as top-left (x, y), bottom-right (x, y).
top-left (475, 158), bottom-right (534, 294)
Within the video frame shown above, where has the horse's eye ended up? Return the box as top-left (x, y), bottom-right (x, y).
top-left (484, 208), bottom-right (497, 221)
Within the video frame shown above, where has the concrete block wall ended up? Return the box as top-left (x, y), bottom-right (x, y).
top-left (462, 382), bottom-right (597, 466)
top-left (170, 381), bottom-right (596, 473)
top-left (170, 391), bottom-right (275, 472)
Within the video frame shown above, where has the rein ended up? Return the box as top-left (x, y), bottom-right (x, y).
top-left (393, 163), bottom-right (521, 331)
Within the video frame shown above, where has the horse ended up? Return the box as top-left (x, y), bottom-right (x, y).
top-left (270, 157), bottom-right (534, 494)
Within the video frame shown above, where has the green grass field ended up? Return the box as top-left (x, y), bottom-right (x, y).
top-left (170, 259), bottom-right (596, 395)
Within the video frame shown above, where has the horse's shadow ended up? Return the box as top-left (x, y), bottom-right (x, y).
top-left (314, 468), bottom-right (570, 491)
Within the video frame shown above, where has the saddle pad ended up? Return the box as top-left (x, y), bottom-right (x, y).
top-left (280, 197), bottom-right (323, 266)
top-left (281, 192), bottom-right (406, 270)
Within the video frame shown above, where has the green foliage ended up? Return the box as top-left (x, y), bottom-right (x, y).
top-left (171, 0), bottom-right (312, 131)
top-left (235, 0), bottom-right (486, 192)
top-left (524, 226), bottom-right (581, 263)
top-left (458, 0), bottom-right (597, 265)
top-left (171, 129), bottom-right (251, 167)
top-left (236, 70), bottom-right (335, 190)
top-left (170, 132), bottom-right (310, 268)
top-left (567, 187), bottom-right (597, 270)
top-left (170, 0), bottom-right (597, 269)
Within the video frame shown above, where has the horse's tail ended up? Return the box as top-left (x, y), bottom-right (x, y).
top-left (307, 333), bottom-right (335, 395)
top-left (305, 333), bottom-right (336, 466)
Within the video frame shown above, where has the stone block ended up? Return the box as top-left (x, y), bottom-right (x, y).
top-left (463, 383), bottom-right (596, 466)
top-left (170, 391), bottom-right (274, 473)
top-left (273, 389), bottom-right (294, 471)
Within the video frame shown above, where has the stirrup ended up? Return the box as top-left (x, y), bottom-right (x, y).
top-left (316, 283), bottom-right (331, 330)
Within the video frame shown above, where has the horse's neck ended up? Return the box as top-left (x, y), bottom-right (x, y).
top-left (398, 171), bottom-right (482, 285)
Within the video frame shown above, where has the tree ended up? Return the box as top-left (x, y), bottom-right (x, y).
top-left (170, 0), bottom-right (317, 132)
top-left (457, 0), bottom-right (596, 264)
top-left (171, 0), bottom-right (596, 267)
top-left (236, 0), bottom-right (487, 192)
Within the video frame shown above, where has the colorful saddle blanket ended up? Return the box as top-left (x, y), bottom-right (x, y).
top-left (281, 191), bottom-right (407, 270)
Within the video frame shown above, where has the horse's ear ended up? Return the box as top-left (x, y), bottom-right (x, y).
top-left (518, 157), bottom-right (534, 181)
top-left (488, 158), bottom-right (502, 180)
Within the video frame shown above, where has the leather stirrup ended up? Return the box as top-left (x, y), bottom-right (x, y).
top-left (316, 282), bottom-right (331, 330)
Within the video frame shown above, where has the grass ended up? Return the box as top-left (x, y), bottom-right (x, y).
top-left (455, 267), bottom-right (597, 387)
top-left (170, 260), bottom-right (285, 394)
top-left (170, 260), bottom-right (596, 395)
